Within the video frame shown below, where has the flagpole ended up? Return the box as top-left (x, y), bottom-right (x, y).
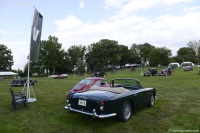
top-left (27, 6), bottom-right (36, 102)
top-left (24, 6), bottom-right (42, 102)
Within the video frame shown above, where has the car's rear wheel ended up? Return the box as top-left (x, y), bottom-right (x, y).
top-left (118, 101), bottom-right (132, 122)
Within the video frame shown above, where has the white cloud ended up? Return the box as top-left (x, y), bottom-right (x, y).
top-left (79, 0), bottom-right (85, 9)
top-left (119, 0), bottom-right (159, 14)
top-left (109, 0), bottom-right (194, 15)
top-left (183, 6), bottom-right (200, 12)
top-left (14, 30), bottom-right (23, 34)
top-left (104, 0), bottom-right (194, 9)
top-left (161, 0), bottom-right (194, 6)
top-left (0, 29), bottom-right (9, 36)
top-left (54, 1), bottom-right (200, 56)
top-left (104, 0), bottom-right (129, 8)
top-left (54, 15), bottom-right (83, 31)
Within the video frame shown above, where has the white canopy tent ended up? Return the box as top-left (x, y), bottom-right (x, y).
top-left (0, 72), bottom-right (18, 79)
top-left (0, 71), bottom-right (17, 76)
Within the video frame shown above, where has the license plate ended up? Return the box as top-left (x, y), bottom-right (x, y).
top-left (78, 99), bottom-right (86, 106)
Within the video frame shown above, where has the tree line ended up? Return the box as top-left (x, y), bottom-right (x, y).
top-left (1, 35), bottom-right (200, 76)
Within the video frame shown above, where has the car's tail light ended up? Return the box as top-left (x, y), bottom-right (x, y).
top-left (100, 100), bottom-right (104, 110)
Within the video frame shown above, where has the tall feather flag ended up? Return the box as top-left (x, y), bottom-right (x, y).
top-left (30, 8), bottom-right (43, 63)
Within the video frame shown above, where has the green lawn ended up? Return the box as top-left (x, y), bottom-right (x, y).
top-left (0, 67), bottom-right (200, 133)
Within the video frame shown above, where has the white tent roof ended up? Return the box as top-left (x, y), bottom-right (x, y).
top-left (0, 71), bottom-right (17, 76)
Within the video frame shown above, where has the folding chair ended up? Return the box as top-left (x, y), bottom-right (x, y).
top-left (10, 88), bottom-right (28, 110)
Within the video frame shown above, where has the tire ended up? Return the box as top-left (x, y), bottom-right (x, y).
top-left (33, 81), bottom-right (37, 85)
top-left (118, 101), bottom-right (132, 122)
top-left (148, 94), bottom-right (155, 107)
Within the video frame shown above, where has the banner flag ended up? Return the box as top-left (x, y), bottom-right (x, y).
top-left (30, 9), bottom-right (43, 63)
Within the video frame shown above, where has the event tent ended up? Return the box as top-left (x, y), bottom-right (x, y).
top-left (0, 71), bottom-right (18, 78)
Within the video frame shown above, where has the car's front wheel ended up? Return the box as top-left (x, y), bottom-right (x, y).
top-left (148, 94), bottom-right (155, 107)
top-left (33, 81), bottom-right (37, 85)
top-left (118, 101), bottom-right (132, 122)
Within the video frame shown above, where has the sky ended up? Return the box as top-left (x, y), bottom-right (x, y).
top-left (0, 0), bottom-right (200, 70)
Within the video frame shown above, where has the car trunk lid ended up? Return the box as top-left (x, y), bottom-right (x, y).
top-left (73, 90), bottom-right (116, 100)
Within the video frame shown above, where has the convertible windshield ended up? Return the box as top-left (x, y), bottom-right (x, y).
top-left (112, 78), bottom-right (141, 89)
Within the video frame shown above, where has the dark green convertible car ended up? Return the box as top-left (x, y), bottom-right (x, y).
top-left (64, 78), bottom-right (156, 122)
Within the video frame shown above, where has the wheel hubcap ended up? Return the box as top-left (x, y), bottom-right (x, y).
top-left (124, 104), bottom-right (131, 119)
top-left (151, 95), bottom-right (155, 105)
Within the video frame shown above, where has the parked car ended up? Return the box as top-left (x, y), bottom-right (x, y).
top-left (66, 77), bottom-right (110, 102)
top-left (64, 78), bottom-right (156, 122)
top-left (54, 74), bottom-right (68, 79)
top-left (158, 67), bottom-right (174, 76)
top-left (11, 79), bottom-right (37, 86)
top-left (143, 68), bottom-right (158, 76)
top-left (183, 66), bottom-right (193, 71)
top-left (48, 75), bottom-right (58, 78)
top-left (92, 71), bottom-right (107, 77)
top-left (168, 62), bottom-right (180, 68)
top-left (181, 62), bottom-right (194, 67)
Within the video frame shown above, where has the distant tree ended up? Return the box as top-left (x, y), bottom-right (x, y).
top-left (149, 47), bottom-right (172, 66)
top-left (40, 36), bottom-right (65, 74)
top-left (187, 40), bottom-right (200, 64)
top-left (86, 39), bottom-right (120, 71)
top-left (12, 69), bottom-right (25, 77)
top-left (128, 43), bottom-right (140, 64)
top-left (137, 43), bottom-right (156, 59)
top-left (24, 62), bottom-right (35, 76)
top-left (118, 45), bottom-right (129, 68)
top-left (0, 44), bottom-right (14, 71)
top-left (176, 47), bottom-right (196, 63)
top-left (56, 51), bottom-right (70, 73)
top-left (85, 45), bottom-right (94, 72)
top-left (68, 45), bottom-right (86, 73)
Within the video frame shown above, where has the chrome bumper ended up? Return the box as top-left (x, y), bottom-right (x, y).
top-left (64, 104), bottom-right (116, 118)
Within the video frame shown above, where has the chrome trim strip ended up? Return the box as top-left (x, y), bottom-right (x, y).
top-left (64, 104), bottom-right (116, 118)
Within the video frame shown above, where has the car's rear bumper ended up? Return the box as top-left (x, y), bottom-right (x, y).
top-left (158, 73), bottom-right (168, 76)
top-left (64, 104), bottom-right (117, 118)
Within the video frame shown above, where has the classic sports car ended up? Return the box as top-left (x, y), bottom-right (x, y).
top-left (143, 68), bottom-right (158, 76)
top-left (54, 74), bottom-right (68, 79)
top-left (158, 67), bottom-right (173, 76)
top-left (92, 71), bottom-right (107, 77)
top-left (183, 66), bottom-right (193, 71)
top-left (11, 79), bottom-right (37, 86)
top-left (66, 77), bottom-right (109, 100)
top-left (64, 78), bottom-right (156, 122)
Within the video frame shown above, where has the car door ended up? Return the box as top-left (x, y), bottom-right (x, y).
top-left (131, 88), bottom-right (149, 109)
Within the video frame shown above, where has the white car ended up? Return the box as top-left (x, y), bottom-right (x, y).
top-left (181, 62), bottom-right (194, 67)
top-left (168, 62), bottom-right (180, 68)
top-left (48, 75), bottom-right (58, 78)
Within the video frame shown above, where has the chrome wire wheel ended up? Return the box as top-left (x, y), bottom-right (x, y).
top-left (124, 104), bottom-right (131, 120)
top-left (150, 95), bottom-right (155, 106)
top-left (118, 101), bottom-right (132, 122)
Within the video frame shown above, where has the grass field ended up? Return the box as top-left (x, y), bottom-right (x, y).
top-left (0, 67), bottom-right (200, 133)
